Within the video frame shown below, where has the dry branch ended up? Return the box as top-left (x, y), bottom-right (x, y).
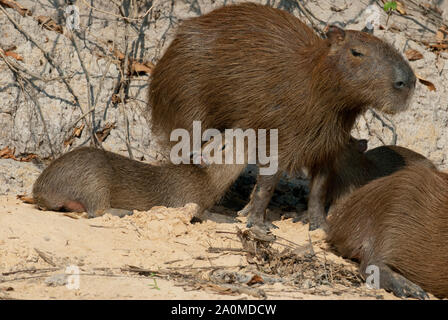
top-left (0, 0), bottom-right (31, 17)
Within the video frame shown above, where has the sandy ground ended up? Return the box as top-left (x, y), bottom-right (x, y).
top-left (0, 195), bottom-right (435, 300)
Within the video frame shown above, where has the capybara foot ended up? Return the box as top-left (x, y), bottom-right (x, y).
top-left (381, 267), bottom-right (429, 300)
top-left (308, 215), bottom-right (327, 231)
top-left (246, 213), bottom-right (278, 231)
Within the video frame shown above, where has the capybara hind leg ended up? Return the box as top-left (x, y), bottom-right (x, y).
top-left (364, 261), bottom-right (429, 300)
top-left (84, 192), bottom-right (110, 218)
top-left (245, 171), bottom-right (281, 230)
top-left (307, 170), bottom-right (328, 231)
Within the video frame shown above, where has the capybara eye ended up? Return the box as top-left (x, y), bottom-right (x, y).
top-left (351, 48), bottom-right (364, 57)
top-left (394, 81), bottom-right (405, 89)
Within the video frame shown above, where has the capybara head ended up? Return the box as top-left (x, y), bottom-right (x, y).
top-left (324, 26), bottom-right (416, 114)
top-left (335, 136), bottom-right (368, 164)
top-left (189, 133), bottom-right (240, 168)
top-left (349, 136), bottom-right (368, 153)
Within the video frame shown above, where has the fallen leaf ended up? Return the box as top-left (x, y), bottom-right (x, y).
top-left (429, 43), bottom-right (448, 51)
top-left (0, 47), bottom-right (23, 61)
top-left (5, 50), bottom-right (23, 61)
top-left (64, 124), bottom-right (85, 146)
top-left (111, 94), bottom-right (122, 104)
top-left (0, 146), bottom-right (38, 162)
top-left (416, 74), bottom-right (436, 92)
top-left (436, 30), bottom-right (445, 43)
top-left (130, 61), bottom-right (154, 75)
top-left (0, 0), bottom-right (32, 17)
top-left (20, 154), bottom-right (38, 162)
top-left (405, 49), bottom-right (423, 61)
top-left (95, 122), bottom-right (116, 142)
top-left (247, 275), bottom-right (264, 286)
top-left (37, 16), bottom-right (64, 34)
top-left (113, 49), bottom-right (125, 61)
top-left (73, 123), bottom-right (85, 138)
top-left (396, 1), bottom-right (406, 15)
top-left (0, 146), bottom-right (14, 159)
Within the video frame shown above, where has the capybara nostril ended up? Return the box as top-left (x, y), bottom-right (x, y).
top-left (394, 81), bottom-right (406, 89)
top-left (394, 64), bottom-right (416, 90)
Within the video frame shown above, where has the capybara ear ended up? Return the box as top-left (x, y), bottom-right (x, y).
top-left (357, 139), bottom-right (368, 153)
top-left (325, 25), bottom-right (346, 43)
top-left (361, 25), bottom-right (375, 34)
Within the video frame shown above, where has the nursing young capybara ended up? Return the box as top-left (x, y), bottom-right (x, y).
top-left (148, 2), bottom-right (416, 230)
top-left (327, 164), bottom-right (448, 299)
top-left (32, 135), bottom-right (246, 218)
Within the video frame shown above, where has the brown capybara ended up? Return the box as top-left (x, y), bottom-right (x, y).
top-left (320, 138), bottom-right (436, 213)
top-left (32, 135), bottom-right (246, 218)
top-left (327, 164), bottom-right (448, 299)
top-left (148, 3), bottom-right (416, 230)
top-left (293, 138), bottom-right (435, 227)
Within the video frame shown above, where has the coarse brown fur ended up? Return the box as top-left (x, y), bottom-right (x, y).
top-left (32, 137), bottom-right (246, 218)
top-left (148, 3), bottom-right (416, 229)
top-left (327, 164), bottom-right (448, 299)
top-left (325, 139), bottom-right (435, 207)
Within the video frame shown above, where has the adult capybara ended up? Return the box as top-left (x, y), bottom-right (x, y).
top-left (32, 135), bottom-right (246, 218)
top-left (149, 3), bottom-right (416, 230)
top-left (327, 164), bottom-right (448, 299)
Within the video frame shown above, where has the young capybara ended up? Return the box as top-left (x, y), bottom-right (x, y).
top-left (32, 135), bottom-right (246, 218)
top-left (323, 138), bottom-right (436, 210)
top-left (327, 164), bottom-right (448, 299)
top-left (148, 3), bottom-right (416, 230)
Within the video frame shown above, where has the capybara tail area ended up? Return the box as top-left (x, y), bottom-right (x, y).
top-left (33, 194), bottom-right (86, 213)
top-left (62, 200), bottom-right (87, 213)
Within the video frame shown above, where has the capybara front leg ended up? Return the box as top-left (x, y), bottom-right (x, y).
top-left (307, 170), bottom-right (329, 231)
top-left (363, 261), bottom-right (429, 300)
top-left (244, 171), bottom-right (281, 230)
